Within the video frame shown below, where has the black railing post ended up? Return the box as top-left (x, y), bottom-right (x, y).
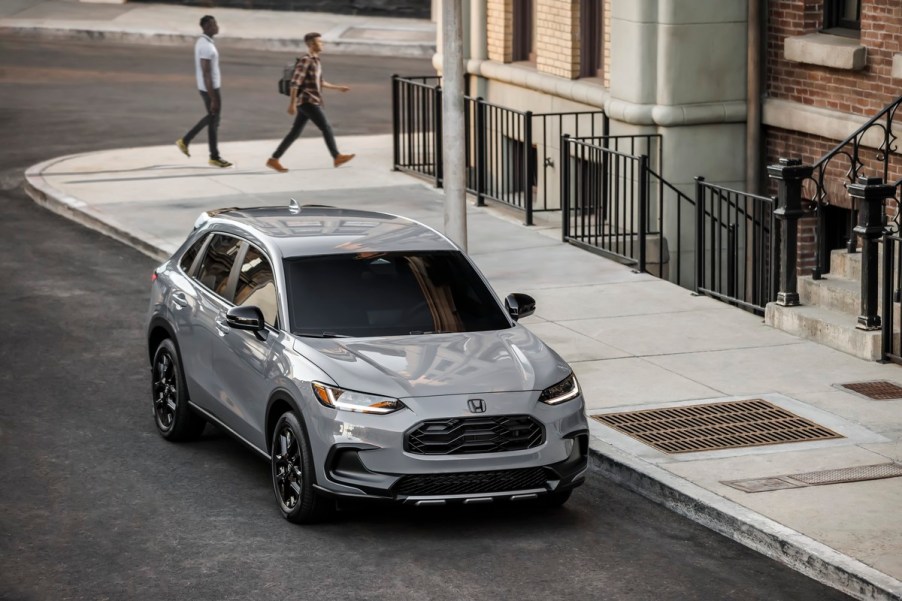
top-left (638, 154), bottom-right (649, 273)
top-left (524, 111), bottom-right (534, 226)
top-left (849, 175), bottom-right (894, 330)
top-left (767, 158), bottom-right (813, 307)
top-left (695, 177), bottom-right (706, 293)
top-left (561, 134), bottom-right (571, 243)
top-left (476, 97), bottom-right (486, 207)
top-left (391, 74), bottom-right (400, 171)
top-left (433, 84), bottom-right (443, 188)
top-left (882, 233), bottom-right (894, 360)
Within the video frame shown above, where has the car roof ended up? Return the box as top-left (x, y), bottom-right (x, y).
top-left (203, 204), bottom-right (458, 258)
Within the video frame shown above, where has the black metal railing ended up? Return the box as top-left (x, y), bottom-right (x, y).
top-left (560, 135), bottom-right (662, 273)
top-left (695, 180), bottom-right (777, 315)
top-left (392, 75), bottom-right (443, 186)
top-left (392, 75), bottom-right (607, 225)
top-left (805, 94), bottom-right (902, 278)
top-left (882, 233), bottom-right (902, 363)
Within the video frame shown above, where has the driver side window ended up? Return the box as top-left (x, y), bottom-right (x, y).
top-left (195, 233), bottom-right (242, 300)
top-left (235, 245), bottom-right (279, 328)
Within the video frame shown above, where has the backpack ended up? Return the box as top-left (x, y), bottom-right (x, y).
top-left (278, 58), bottom-right (300, 96)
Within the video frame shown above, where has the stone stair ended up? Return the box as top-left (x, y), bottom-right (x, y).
top-left (765, 248), bottom-right (884, 361)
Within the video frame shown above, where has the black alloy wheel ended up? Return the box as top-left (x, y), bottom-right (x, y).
top-left (151, 338), bottom-right (205, 441)
top-left (271, 411), bottom-right (333, 524)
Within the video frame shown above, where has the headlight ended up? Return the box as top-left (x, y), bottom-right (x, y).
top-left (312, 382), bottom-right (405, 415)
top-left (539, 373), bottom-right (580, 405)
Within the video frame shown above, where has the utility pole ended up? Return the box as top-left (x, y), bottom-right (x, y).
top-left (442, 0), bottom-right (467, 251)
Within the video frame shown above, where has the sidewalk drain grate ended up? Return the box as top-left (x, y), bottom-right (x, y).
top-left (723, 463), bottom-right (902, 493)
top-left (791, 463), bottom-right (902, 485)
top-left (837, 380), bottom-right (902, 400)
top-left (591, 399), bottom-right (843, 454)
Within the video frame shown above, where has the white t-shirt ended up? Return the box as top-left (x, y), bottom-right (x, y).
top-left (194, 35), bottom-right (220, 92)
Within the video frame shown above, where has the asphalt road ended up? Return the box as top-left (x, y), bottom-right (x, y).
top-left (0, 36), bottom-right (853, 601)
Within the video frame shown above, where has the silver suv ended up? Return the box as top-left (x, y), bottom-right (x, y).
top-left (146, 203), bottom-right (588, 523)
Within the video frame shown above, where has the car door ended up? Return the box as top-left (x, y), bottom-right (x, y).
top-left (170, 233), bottom-right (211, 402)
top-left (189, 232), bottom-right (243, 417)
top-left (213, 243), bottom-right (282, 448)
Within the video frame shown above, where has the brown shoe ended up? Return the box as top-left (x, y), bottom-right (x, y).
top-left (266, 158), bottom-right (288, 173)
top-left (333, 153), bottom-right (355, 168)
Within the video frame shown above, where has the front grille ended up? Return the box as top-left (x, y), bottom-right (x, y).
top-left (405, 415), bottom-right (544, 455)
top-left (393, 467), bottom-right (548, 497)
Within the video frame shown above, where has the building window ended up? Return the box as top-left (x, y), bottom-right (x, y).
top-left (824, 0), bottom-right (860, 34)
top-left (580, 0), bottom-right (602, 78)
top-left (513, 0), bottom-right (535, 62)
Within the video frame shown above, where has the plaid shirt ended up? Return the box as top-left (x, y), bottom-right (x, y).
top-left (290, 54), bottom-right (323, 106)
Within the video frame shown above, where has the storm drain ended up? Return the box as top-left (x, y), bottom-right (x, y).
top-left (837, 380), bottom-right (902, 400)
top-left (723, 463), bottom-right (902, 493)
top-left (591, 399), bottom-right (843, 454)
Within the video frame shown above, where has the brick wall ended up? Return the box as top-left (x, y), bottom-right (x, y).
top-left (767, 0), bottom-right (902, 155)
top-left (536, 0), bottom-right (580, 78)
top-left (484, 0), bottom-right (603, 82)
top-left (487, 0), bottom-right (513, 63)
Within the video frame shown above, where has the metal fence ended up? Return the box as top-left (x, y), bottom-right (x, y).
top-left (392, 75), bottom-right (608, 225)
top-left (695, 180), bottom-right (776, 315)
top-left (883, 233), bottom-right (902, 364)
top-left (561, 135), bottom-right (778, 314)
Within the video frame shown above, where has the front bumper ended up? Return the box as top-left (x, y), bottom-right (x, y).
top-left (315, 430), bottom-right (589, 505)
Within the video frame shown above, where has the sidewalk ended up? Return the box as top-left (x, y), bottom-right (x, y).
top-left (0, 1), bottom-right (435, 57)
top-left (7, 3), bottom-right (902, 599)
top-left (24, 135), bottom-right (902, 601)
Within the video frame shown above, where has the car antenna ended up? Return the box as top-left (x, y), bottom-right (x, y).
top-left (288, 198), bottom-right (301, 214)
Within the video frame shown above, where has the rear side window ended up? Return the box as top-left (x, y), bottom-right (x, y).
top-left (195, 234), bottom-right (242, 299)
top-left (179, 236), bottom-right (206, 274)
top-left (234, 245), bottom-right (279, 327)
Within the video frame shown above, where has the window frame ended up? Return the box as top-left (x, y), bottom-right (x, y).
top-left (824, 0), bottom-right (860, 35)
top-left (512, 0), bottom-right (535, 63)
top-left (579, 0), bottom-right (603, 78)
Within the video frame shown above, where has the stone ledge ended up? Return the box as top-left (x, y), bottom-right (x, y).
top-left (894, 53), bottom-right (902, 79)
top-left (784, 33), bottom-right (866, 71)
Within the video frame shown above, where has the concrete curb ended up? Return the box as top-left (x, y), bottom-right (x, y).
top-left (586, 441), bottom-right (902, 601)
top-left (24, 156), bottom-right (169, 263)
top-left (21, 154), bottom-right (902, 601)
top-left (0, 26), bottom-right (435, 59)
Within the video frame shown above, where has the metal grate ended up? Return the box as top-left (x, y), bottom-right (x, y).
top-left (723, 463), bottom-right (902, 493)
top-left (791, 463), bottom-right (902, 485)
top-left (592, 399), bottom-right (843, 454)
top-left (393, 467), bottom-right (548, 497)
top-left (837, 380), bottom-right (902, 400)
top-left (405, 415), bottom-right (544, 455)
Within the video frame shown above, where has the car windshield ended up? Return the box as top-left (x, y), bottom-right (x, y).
top-left (284, 251), bottom-right (512, 337)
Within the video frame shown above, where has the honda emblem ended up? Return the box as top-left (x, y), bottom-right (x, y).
top-left (467, 398), bottom-right (486, 413)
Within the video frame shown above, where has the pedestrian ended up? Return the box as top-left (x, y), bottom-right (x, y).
top-left (266, 32), bottom-right (355, 172)
top-left (175, 15), bottom-right (232, 168)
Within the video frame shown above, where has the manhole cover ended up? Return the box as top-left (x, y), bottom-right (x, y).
top-left (592, 399), bottom-right (843, 454)
top-left (791, 463), bottom-right (902, 485)
top-left (837, 380), bottom-right (902, 400)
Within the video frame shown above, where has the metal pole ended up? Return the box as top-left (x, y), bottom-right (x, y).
top-left (391, 74), bottom-right (400, 171)
top-left (695, 177), bottom-right (705, 293)
top-left (524, 111), bottom-right (534, 226)
top-left (638, 154), bottom-right (649, 273)
top-left (442, 0), bottom-right (467, 250)
top-left (849, 175), bottom-right (894, 330)
top-left (561, 134), bottom-right (570, 243)
top-left (767, 158), bottom-right (812, 306)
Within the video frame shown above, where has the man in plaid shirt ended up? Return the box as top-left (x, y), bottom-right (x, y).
top-left (266, 32), bottom-right (355, 172)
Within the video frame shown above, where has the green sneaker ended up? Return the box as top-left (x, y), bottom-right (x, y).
top-left (176, 138), bottom-right (190, 157)
top-left (209, 158), bottom-right (233, 168)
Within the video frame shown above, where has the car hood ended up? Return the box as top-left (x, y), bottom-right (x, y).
top-left (293, 326), bottom-right (572, 399)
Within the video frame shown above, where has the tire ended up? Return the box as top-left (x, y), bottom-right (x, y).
top-left (151, 338), bottom-right (206, 441)
top-left (271, 411), bottom-right (334, 524)
top-left (540, 488), bottom-right (572, 509)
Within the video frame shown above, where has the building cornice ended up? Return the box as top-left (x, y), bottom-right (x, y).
top-left (437, 56), bottom-right (747, 127)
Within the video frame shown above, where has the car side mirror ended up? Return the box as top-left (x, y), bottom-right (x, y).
top-left (226, 306), bottom-right (267, 339)
top-left (505, 293), bottom-right (536, 321)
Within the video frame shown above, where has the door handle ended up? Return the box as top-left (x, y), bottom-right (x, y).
top-left (215, 316), bottom-right (230, 335)
top-left (171, 291), bottom-right (189, 309)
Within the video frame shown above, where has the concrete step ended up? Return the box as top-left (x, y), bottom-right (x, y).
top-left (829, 248), bottom-right (862, 281)
top-left (765, 302), bottom-right (883, 361)
top-left (798, 274), bottom-right (871, 315)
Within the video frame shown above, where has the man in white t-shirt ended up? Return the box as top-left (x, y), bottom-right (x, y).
top-left (176, 15), bottom-right (232, 168)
